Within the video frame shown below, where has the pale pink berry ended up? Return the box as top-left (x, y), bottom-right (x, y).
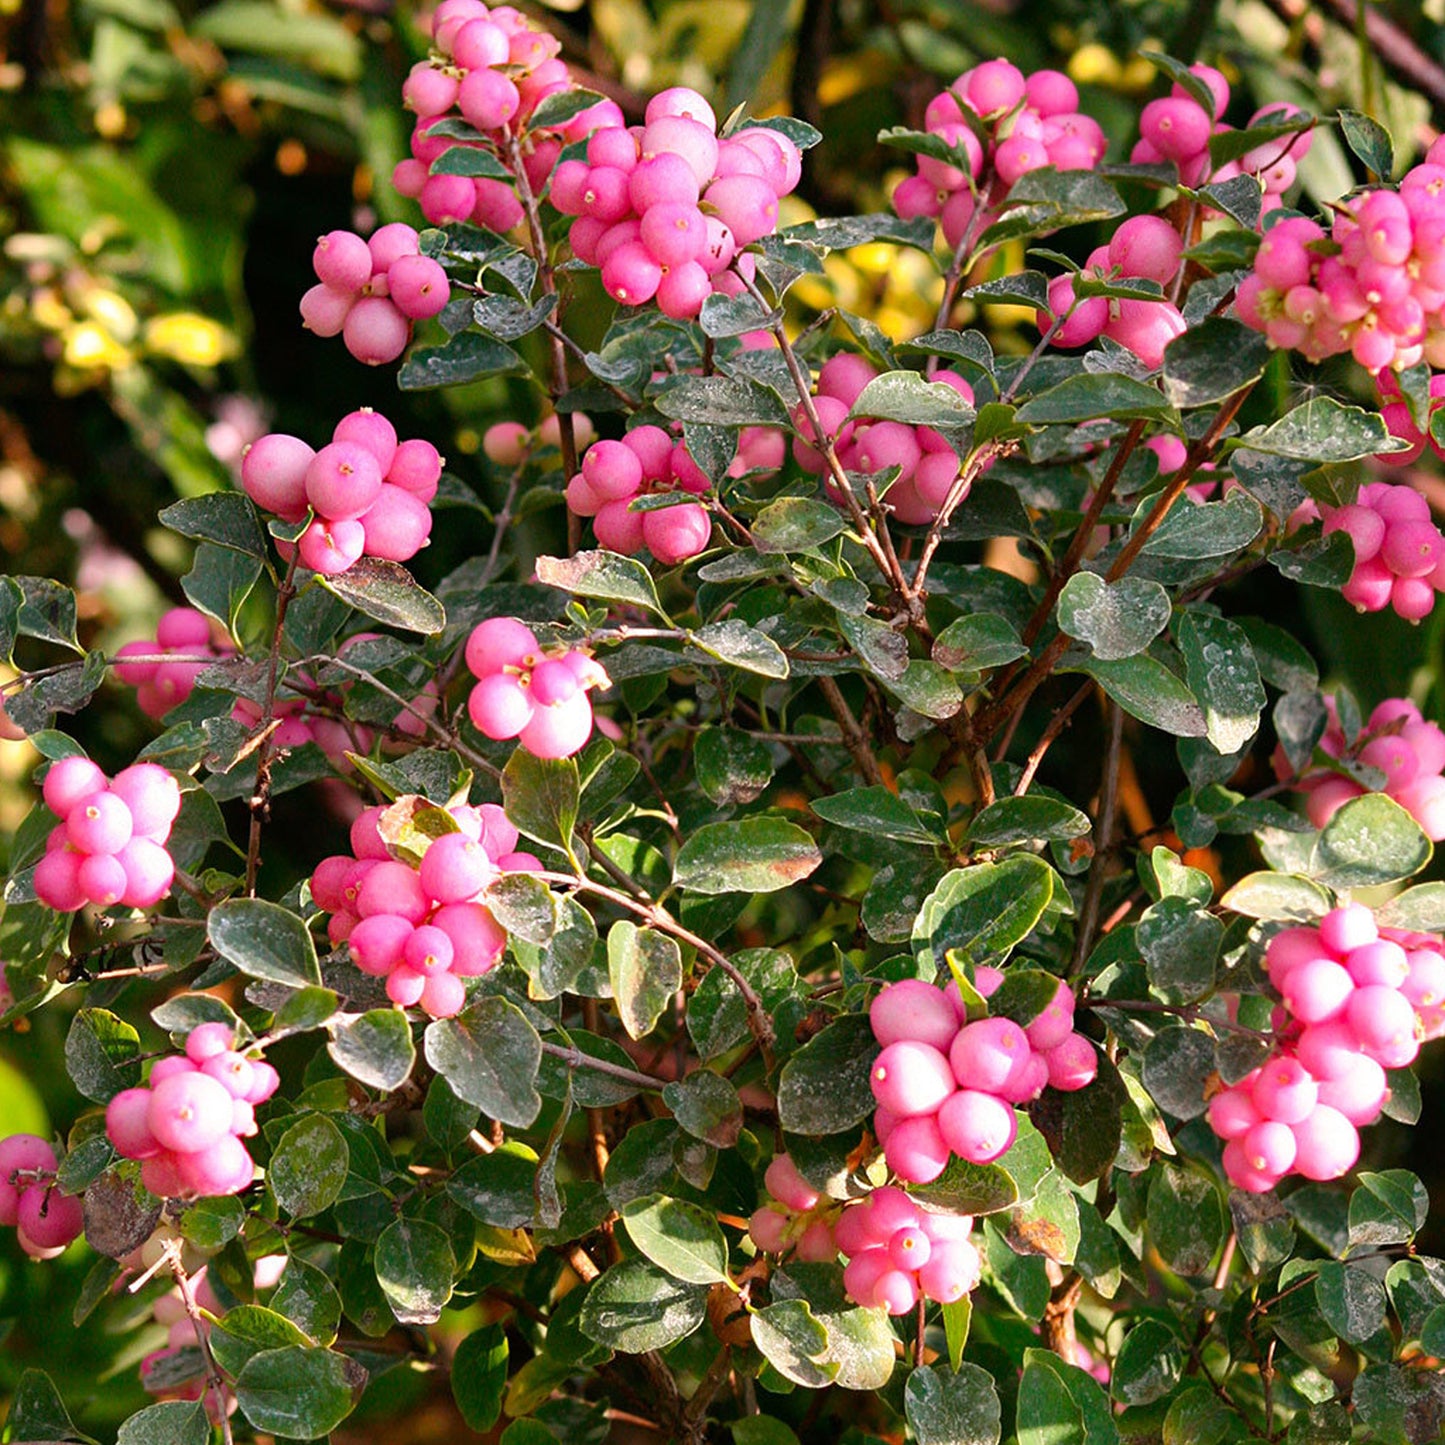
top-left (765, 1154), bottom-right (820, 1212)
top-left (870, 979), bottom-right (959, 1052)
top-left (949, 1017), bottom-right (1030, 1092)
top-left (359, 485), bottom-right (432, 561)
top-left (17, 1185), bottom-right (83, 1250)
top-left (937, 1089), bottom-right (1016, 1163)
top-left (1282, 957), bottom-right (1355, 1024)
top-left (870, 1040), bottom-right (956, 1117)
top-left (469, 673), bottom-right (535, 740)
top-left (147, 1071), bottom-right (235, 1154)
top-left (1044, 1032), bottom-right (1097, 1090)
top-left (1291, 1104), bottom-right (1360, 1180)
top-left (42, 756), bottom-right (106, 818)
top-left (297, 517), bottom-right (365, 575)
top-left (110, 764), bottom-right (181, 838)
top-left (884, 1113), bottom-right (952, 1183)
top-left (518, 690), bottom-right (594, 759)
top-left (343, 297), bottom-right (412, 366)
top-left (349, 914), bottom-right (415, 976)
top-left (66, 792), bottom-right (133, 855)
top-left (466, 617), bottom-right (540, 677)
top-left (106, 1088), bottom-right (161, 1160)
top-left (313, 230), bottom-right (373, 292)
top-left (357, 861), bottom-right (429, 924)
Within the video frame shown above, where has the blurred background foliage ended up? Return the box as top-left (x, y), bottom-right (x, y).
top-left (4, 0), bottom-right (1445, 1437)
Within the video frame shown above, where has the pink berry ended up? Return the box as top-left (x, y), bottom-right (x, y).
top-left (175, 1134), bottom-right (255, 1197)
top-left (106, 1088), bottom-right (161, 1160)
top-left (1043, 1033), bottom-right (1097, 1090)
top-left (937, 1089), bottom-right (1017, 1164)
top-left (1291, 1104), bottom-right (1360, 1181)
top-left (431, 902), bottom-right (507, 976)
top-left (749, 1206), bottom-right (790, 1253)
top-left (419, 833), bottom-right (496, 905)
top-left (765, 1154), bottom-right (820, 1213)
top-left (870, 1040), bottom-right (956, 1117)
top-left (368, 222), bottom-right (421, 273)
top-left (1207, 1084), bottom-right (1261, 1139)
top-left (949, 1017), bottom-right (1030, 1093)
top-left (643, 504), bottom-right (711, 565)
top-left (1345, 984), bottom-right (1419, 1060)
top-left (360, 484), bottom-right (432, 562)
top-left (118, 837), bottom-right (175, 908)
top-left (300, 283), bottom-right (355, 338)
top-left (357, 861), bottom-right (429, 924)
top-left (1320, 903), bottom-right (1378, 954)
top-left (17, 1185), bottom-right (83, 1250)
top-left (305, 441), bottom-right (383, 522)
top-left (404, 924), bottom-right (454, 976)
top-left (185, 1022), bottom-right (235, 1063)
top-left (313, 230), bottom-right (372, 292)
top-left (388, 255), bottom-right (451, 321)
top-left (518, 690), bottom-right (594, 759)
top-left (349, 914), bottom-right (414, 976)
top-left (147, 1070), bottom-right (235, 1154)
top-left (343, 297), bottom-right (412, 366)
top-left (465, 617), bottom-right (540, 677)
top-left (869, 979), bottom-right (959, 1052)
top-left (1242, 1119), bottom-right (1298, 1177)
top-left (34, 848), bottom-right (85, 912)
top-left (469, 673), bottom-right (536, 740)
top-left (42, 756), bottom-right (106, 819)
top-left (884, 1113), bottom-right (951, 1183)
top-left (109, 764), bottom-right (181, 838)
top-left (66, 791), bottom-right (133, 855)
top-left (1281, 957), bottom-right (1355, 1024)
top-left (297, 517), bottom-right (365, 575)
top-left (918, 1238), bottom-right (981, 1303)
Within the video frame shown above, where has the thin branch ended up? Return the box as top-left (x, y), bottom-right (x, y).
top-left (538, 1036), bottom-right (670, 1093)
top-left (1070, 698), bottom-right (1124, 975)
top-left (816, 676), bottom-right (885, 786)
top-left (166, 1246), bottom-right (234, 1445)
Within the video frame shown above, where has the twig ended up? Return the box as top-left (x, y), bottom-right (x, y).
top-left (166, 1245), bottom-right (234, 1445)
top-left (1012, 679), bottom-right (1094, 795)
top-left (816, 676), bottom-right (884, 786)
top-left (537, 1037), bottom-right (669, 1093)
top-left (1070, 698), bottom-right (1124, 975)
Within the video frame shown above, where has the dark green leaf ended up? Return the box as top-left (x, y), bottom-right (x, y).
top-left (424, 997), bottom-right (542, 1127)
top-left (158, 493), bottom-right (268, 557)
top-left (776, 1014), bottom-right (878, 1135)
top-left (1161, 319), bottom-right (1271, 408)
top-left (1016, 374), bottom-right (1175, 426)
top-left (501, 749), bottom-right (578, 855)
top-left (397, 331), bottom-right (525, 390)
top-left (1057, 573), bottom-right (1170, 661)
top-left (234, 1346), bottom-right (365, 1440)
top-left (1177, 611), bottom-right (1264, 755)
top-left (690, 620), bottom-right (790, 678)
top-left (968, 796), bottom-right (1090, 847)
top-left (577, 1258), bottom-right (708, 1353)
top-left (1111, 1319), bottom-right (1183, 1407)
top-left (117, 1400), bottom-right (210, 1445)
top-left (607, 921), bottom-right (682, 1039)
top-left (655, 376), bottom-right (790, 427)
top-left (1237, 398), bottom-right (1406, 462)
top-left (268, 1114), bottom-right (348, 1218)
top-left (851, 371), bottom-right (976, 428)
top-left (318, 558), bottom-right (446, 635)
top-left (1076, 655), bottom-right (1206, 737)
top-left (1148, 1164), bottom-right (1224, 1276)
top-left (695, 726), bottom-right (774, 806)
top-left (328, 1009), bottom-right (415, 1091)
top-left (375, 1217), bottom-right (454, 1325)
top-left (931, 613), bottom-right (1028, 672)
top-left (620, 1193), bottom-right (731, 1285)
top-left (673, 818), bottom-right (821, 894)
top-left (1339, 109), bottom-right (1393, 176)
top-left (64, 1007), bottom-right (141, 1103)
top-left (535, 550), bottom-right (667, 619)
top-left (207, 898), bottom-right (321, 987)
top-left (912, 855), bottom-right (1055, 973)
top-left (1312, 793), bottom-right (1431, 890)
top-left (904, 1361), bottom-right (1002, 1445)
top-left (812, 785), bottom-right (944, 846)
top-left (452, 1324), bottom-right (508, 1432)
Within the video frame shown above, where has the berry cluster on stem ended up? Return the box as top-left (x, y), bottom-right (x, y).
top-left (0, 1134), bottom-right (83, 1259)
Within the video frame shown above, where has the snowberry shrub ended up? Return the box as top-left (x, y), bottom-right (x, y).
top-left (6, 9), bottom-right (1445, 1445)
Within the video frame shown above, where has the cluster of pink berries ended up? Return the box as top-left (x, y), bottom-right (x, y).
top-left (312, 800), bottom-right (537, 1017)
top-left (0, 1134), bottom-right (84, 1259)
top-left (1131, 67), bottom-right (1310, 214)
top-left (464, 617), bottom-right (610, 760)
top-left (113, 608), bottom-right (234, 720)
top-left (868, 971), bottom-right (1096, 1184)
top-left (1238, 141), bottom-right (1445, 374)
top-left (395, 1), bottom-right (622, 234)
top-left (550, 88), bottom-right (801, 319)
top-left (1038, 215), bottom-right (1188, 368)
top-left (792, 355), bottom-right (978, 525)
top-left (893, 60), bottom-right (1106, 249)
top-left (482, 411), bottom-right (596, 469)
top-left (242, 408), bottom-right (441, 577)
top-left (105, 1024), bottom-right (279, 1199)
top-left (300, 223), bottom-right (450, 367)
top-left (1279, 695), bottom-right (1445, 840)
top-left (34, 758), bottom-right (179, 912)
top-left (1209, 903), bottom-right (1445, 1192)
top-left (565, 428), bottom-right (713, 564)
top-left (747, 1154), bottom-right (841, 1263)
top-left (837, 1187), bottom-right (981, 1315)
top-left (1319, 481), bottom-right (1445, 621)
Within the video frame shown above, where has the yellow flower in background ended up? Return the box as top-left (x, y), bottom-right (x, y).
top-left (78, 288), bottom-right (139, 343)
top-left (143, 313), bottom-right (240, 368)
top-left (62, 321), bottom-right (133, 372)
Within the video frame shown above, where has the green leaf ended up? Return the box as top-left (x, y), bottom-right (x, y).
top-left (3, 1369), bottom-right (94, 1445)
top-left (158, 493), bottom-right (268, 557)
top-left (931, 613), bottom-right (1028, 672)
top-left (620, 1193), bottom-right (732, 1285)
top-left (731, 1419), bottom-right (801, 1445)
top-left (535, 550), bottom-right (667, 619)
top-left (193, 0), bottom-right (361, 78)
top-left (1339, 109), bottom-right (1394, 176)
top-left (14, 577), bottom-right (80, 651)
top-left (1057, 573), bottom-right (1170, 661)
top-left (1312, 793), bottom-right (1431, 889)
top-left (1015, 373), bottom-right (1175, 426)
top-left (1141, 1027), bottom-right (1216, 1119)
top-left (662, 1069), bottom-right (743, 1147)
top-left (981, 166), bottom-right (1128, 246)
top-left (1076, 655), bottom-right (1206, 737)
top-left (776, 1014), bottom-right (878, 1135)
top-left (1176, 612), bottom-right (1264, 755)
top-left (812, 785), bottom-right (945, 846)
top-left (904, 1362), bottom-right (1002, 1445)
top-left (328, 1009), bottom-right (415, 1091)
top-left (768, 1263), bottom-right (896, 1389)
top-left (485, 872), bottom-right (559, 945)
top-left (529, 86), bottom-right (608, 129)
top-left (1138, 896), bottom-right (1221, 1003)
top-left (210, 1305), bottom-right (313, 1376)
top-left (452, 1324), bottom-right (508, 1432)
top-left (1219, 871), bottom-right (1330, 921)
top-left (1348, 1170), bottom-right (1429, 1248)
top-left (751, 497), bottom-right (847, 553)
top-left (1017, 1348), bottom-right (1118, 1445)
top-left (117, 1400), bottom-right (210, 1445)
top-left (750, 1298), bottom-right (833, 1385)
top-left (375, 1217), bottom-right (455, 1325)
top-left (968, 796), bottom-right (1090, 847)
top-left (424, 997), bottom-right (542, 1128)
top-left (912, 855), bottom-right (1055, 974)
top-left (1161, 318), bottom-right (1272, 408)
top-left (446, 1142), bottom-right (539, 1227)
top-left (607, 921), bottom-right (683, 1039)
top-left (234, 1346), bottom-right (365, 1440)
top-left (430, 145), bottom-right (512, 179)
top-left (501, 749), bottom-right (578, 856)
top-left (271, 1259), bottom-right (342, 1345)
top-left (1110, 1319), bottom-right (1183, 1406)
top-left (207, 898), bottom-right (321, 987)
top-left (577, 1258), bottom-right (708, 1353)
top-left (1138, 490), bottom-right (1264, 559)
top-left (183, 544), bottom-right (262, 631)
top-left (690, 620), bottom-right (789, 678)
top-left (654, 375), bottom-right (791, 427)
top-left (694, 726), bottom-right (774, 806)
top-left (1375, 882), bottom-right (1445, 931)
top-left (1314, 1260), bottom-right (1388, 1344)
top-left (1237, 397), bottom-right (1406, 462)
top-left (64, 1007), bottom-right (141, 1103)
top-left (268, 1114), bottom-right (348, 1219)
top-left (850, 371), bottom-right (976, 428)
top-left (673, 817), bottom-right (822, 894)
top-left (397, 331), bottom-right (525, 390)
top-left (318, 558), bottom-right (445, 635)
top-left (1148, 1164), bottom-right (1224, 1276)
